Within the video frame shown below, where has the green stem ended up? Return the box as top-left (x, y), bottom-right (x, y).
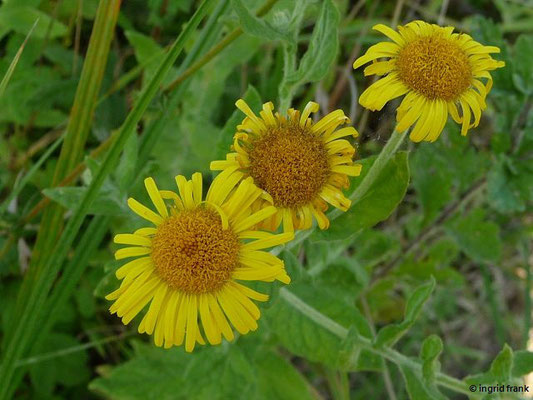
top-left (164, 0), bottom-right (280, 93)
top-left (279, 288), bottom-right (482, 399)
top-left (521, 240), bottom-right (531, 347)
top-left (354, 130), bottom-right (406, 199)
top-left (278, 42), bottom-right (297, 114)
top-left (16, 332), bottom-right (136, 367)
top-left (0, 2), bottom-right (214, 396)
top-left (324, 368), bottom-right (349, 400)
top-left (480, 264), bottom-right (506, 346)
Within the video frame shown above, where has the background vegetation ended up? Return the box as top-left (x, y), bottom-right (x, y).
top-left (0, 0), bottom-right (532, 399)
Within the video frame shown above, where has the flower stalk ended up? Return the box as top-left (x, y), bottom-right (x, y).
top-left (279, 288), bottom-right (483, 398)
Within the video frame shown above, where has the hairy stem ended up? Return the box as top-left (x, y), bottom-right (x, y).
top-left (279, 288), bottom-right (483, 398)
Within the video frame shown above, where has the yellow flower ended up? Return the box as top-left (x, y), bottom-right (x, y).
top-left (106, 173), bottom-right (292, 352)
top-left (353, 21), bottom-right (505, 142)
top-left (211, 100), bottom-right (362, 233)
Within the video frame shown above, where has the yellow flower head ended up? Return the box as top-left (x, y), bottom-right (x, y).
top-left (107, 172), bottom-right (292, 352)
top-left (211, 100), bottom-right (362, 233)
top-left (353, 21), bottom-right (505, 142)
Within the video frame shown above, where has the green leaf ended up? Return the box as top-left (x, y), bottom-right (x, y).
top-left (410, 144), bottom-right (453, 223)
top-left (0, 18), bottom-right (38, 99)
top-left (255, 351), bottom-right (315, 400)
top-left (375, 277), bottom-right (435, 347)
top-left (115, 131), bottom-right (139, 193)
top-left (446, 208), bottom-right (502, 263)
top-left (266, 283), bottom-right (379, 371)
top-left (90, 342), bottom-right (257, 399)
top-left (337, 326), bottom-right (363, 370)
top-left (399, 365), bottom-right (446, 400)
top-left (231, 0), bottom-right (291, 42)
top-left (405, 277), bottom-right (436, 321)
top-left (29, 333), bottom-right (90, 395)
top-left (0, 6), bottom-right (67, 40)
top-left (420, 335), bottom-right (443, 363)
top-left (511, 351), bottom-right (533, 377)
top-left (487, 156), bottom-right (530, 213)
top-left (490, 344), bottom-right (513, 382)
top-left (353, 230), bottom-right (400, 270)
top-left (74, 285), bottom-right (96, 319)
top-left (43, 185), bottom-right (127, 216)
top-left (312, 152), bottom-right (410, 242)
top-left (93, 260), bottom-right (122, 299)
top-left (512, 35), bottom-right (533, 94)
top-left (286, 0), bottom-right (339, 84)
top-left (280, 250), bottom-right (308, 283)
top-left (420, 334), bottom-right (443, 382)
top-left (124, 30), bottom-right (178, 86)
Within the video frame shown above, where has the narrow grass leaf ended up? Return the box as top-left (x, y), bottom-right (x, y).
top-left (0, 18), bottom-right (38, 98)
top-left (0, 135), bottom-right (62, 215)
top-left (0, 1), bottom-right (214, 396)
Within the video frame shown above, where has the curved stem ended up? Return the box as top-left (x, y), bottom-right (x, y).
top-left (279, 288), bottom-right (482, 398)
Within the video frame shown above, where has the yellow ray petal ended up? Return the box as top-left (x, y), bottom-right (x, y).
top-left (299, 101), bottom-right (319, 127)
top-left (208, 293), bottom-right (234, 341)
top-left (163, 291), bottom-right (180, 348)
top-left (230, 282), bottom-right (269, 302)
top-left (373, 24), bottom-right (405, 45)
top-left (225, 284), bottom-right (261, 320)
top-left (134, 227), bottom-right (157, 236)
top-left (127, 198), bottom-right (163, 226)
top-left (191, 172), bottom-right (203, 205)
top-left (232, 206), bottom-right (277, 233)
top-left (114, 233), bottom-right (152, 247)
top-left (233, 266), bottom-right (283, 281)
top-left (144, 177), bottom-right (168, 218)
top-left (174, 293), bottom-right (189, 346)
top-left (199, 294), bottom-right (221, 345)
top-left (115, 256), bottom-right (152, 280)
top-left (142, 284), bottom-right (168, 336)
top-left (115, 246), bottom-right (151, 260)
top-left (241, 232), bottom-right (294, 251)
top-left (217, 290), bottom-right (250, 334)
top-left (331, 164), bottom-right (362, 177)
top-left (185, 295), bottom-right (198, 352)
top-left (153, 290), bottom-right (171, 347)
top-left (175, 175), bottom-right (195, 210)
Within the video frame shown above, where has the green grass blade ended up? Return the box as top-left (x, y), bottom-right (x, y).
top-left (138, 0), bottom-right (229, 164)
top-left (0, 1), bottom-right (215, 396)
top-left (27, 0), bottom-right (121, 277)
top-left (6, 5), bottom-right (227, 393)
top-left (0, 18), bottom-right (39, 98)
top-left (3, 0), bottom-right (121, 355)
top-left (0, 136), bottom-right (63, 215)
top-left (7, 215), bottom-right (109, 398)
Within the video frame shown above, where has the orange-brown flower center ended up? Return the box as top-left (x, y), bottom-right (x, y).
top-left (151, 208), bottom-right (240, 293)
top-left (396, 35), bottom-right (472, 100)
top-left (247, 122), bottom-right (330, 208)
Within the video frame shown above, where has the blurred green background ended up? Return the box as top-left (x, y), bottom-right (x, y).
top-left (0, 0), bottom-right (532, 399)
